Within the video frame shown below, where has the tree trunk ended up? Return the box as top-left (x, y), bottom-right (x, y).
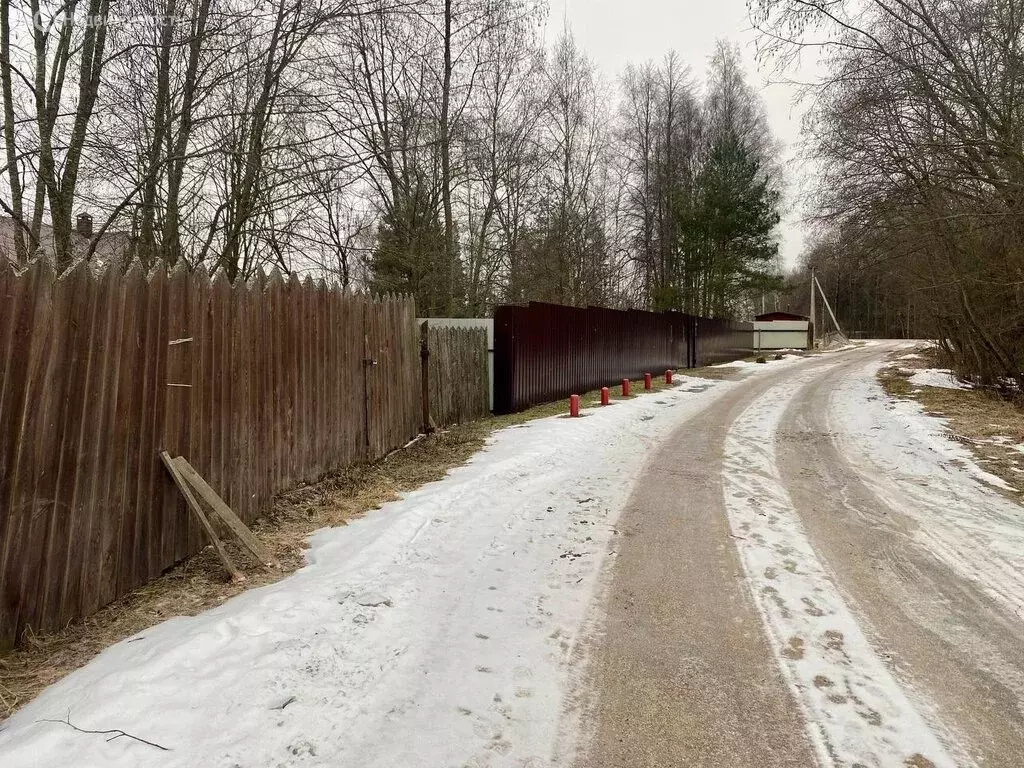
top-left (0, 0), bottom-right (25, 263)
top-left (439, 0), bottom-right (456, 314)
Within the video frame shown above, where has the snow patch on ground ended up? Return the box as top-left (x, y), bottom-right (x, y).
top-left (0, 374), bottom-right (748, 768)
top-left (829, 359), bottom-right (1024, 618)
top-left (905, 368), bottom-right (972, 390)
top-left (722, 366), bottom-right (961, 768)
top-left (820, 341), bottom-right (860, 353)
top-left (714, 354), bottom-right (803, 369)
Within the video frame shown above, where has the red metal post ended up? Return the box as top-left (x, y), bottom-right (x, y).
top-left (621, 378), bottom-right (630, 397)
top-left (665, 369), bottom-right (673, 385)
top-left (600, 387), bottom-right (609, 406)
top-left (644, 372), bottom-right (652, 390)
top-left (569, 394), bottom-right (580, 417)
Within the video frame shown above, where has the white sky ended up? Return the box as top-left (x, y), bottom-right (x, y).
top-left (546, 0), bottom-right (814, 270)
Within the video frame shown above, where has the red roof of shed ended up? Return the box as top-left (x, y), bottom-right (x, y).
top-left (755, 311), bottom-right (810, 322)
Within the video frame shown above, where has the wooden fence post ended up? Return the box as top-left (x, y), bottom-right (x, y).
top-left (420, 320), bottom-right (434, 434)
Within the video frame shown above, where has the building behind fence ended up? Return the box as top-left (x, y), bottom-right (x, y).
top-left (0, 260), bottom-right (421, 648)
top-left (493, 302), bottom-right (753, 414)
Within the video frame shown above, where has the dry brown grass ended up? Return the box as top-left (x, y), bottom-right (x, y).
top-left (687, 365), bottom-right (743, 380)
top-left (0, 372), bottom-right (687, 719)
top-left (878, 345), bottom-right (1024, 497)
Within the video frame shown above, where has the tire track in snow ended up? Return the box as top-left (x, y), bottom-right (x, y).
top-left (721, 365), bottom-right (964, 767)
top-left (776, 348), bottom-right (1024, 765)
top-left (829, 357), bottom-right (1024, 621)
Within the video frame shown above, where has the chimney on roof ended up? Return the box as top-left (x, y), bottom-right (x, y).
top-left (76, 212), bottom-right (93, 238)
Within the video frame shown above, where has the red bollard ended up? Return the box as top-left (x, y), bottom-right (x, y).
top-left (621, 378), bottom-right (630, 397)
top-left (666, 369), bottom-right (673, 385)
top-left (569, 394), bottom-right (580, 417)
top-left (600, 386), bottom-right (610, 406)
top-left (644, 372), bottom-right (652, 390)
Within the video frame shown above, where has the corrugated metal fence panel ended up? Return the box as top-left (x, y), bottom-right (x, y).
top-left (694, 318), bottom-right (755, 366)
top-left (493, 302), bottom-right (703, 414)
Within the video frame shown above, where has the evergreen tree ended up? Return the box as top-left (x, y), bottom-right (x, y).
top-left (695, 131), bottom-right (782, 315)
top-left (369, 190), bottom-right (455, 314)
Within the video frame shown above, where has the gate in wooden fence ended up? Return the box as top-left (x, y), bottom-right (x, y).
top-left (0, 260), bottom-right (419, 648)
top-left (421, 324), bottom-right (489, 429)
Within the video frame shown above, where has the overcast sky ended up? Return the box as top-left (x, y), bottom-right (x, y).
top-left (545, 0), bottom-right (814, 271)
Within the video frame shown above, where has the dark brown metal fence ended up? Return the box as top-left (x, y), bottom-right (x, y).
top-left (0, 260), bottom-right (421, 648)
top-left (493, 301), bottom-right (752, 414)
top-left (694, 317), bottom-right (757, 366)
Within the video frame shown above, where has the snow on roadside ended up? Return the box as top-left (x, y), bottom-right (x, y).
top-left (829, 358), bottom-right (1024, 619)
top-left (722, 366), bottom-right (962, 768)
top-left (714, 353), bottom-right (802, 369)
top-left (0, 369), bottom-right (777, 768)
top-left (904, 368), bottom-right (972, 390)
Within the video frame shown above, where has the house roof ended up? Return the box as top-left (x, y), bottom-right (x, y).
top-left (755, 311), bottom-right (810, 322)
top-left (0, 216), bottom-right (132, 269)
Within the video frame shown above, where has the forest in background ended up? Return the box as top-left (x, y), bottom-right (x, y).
top-left (763, 0), bottom-right (1024, 388)
top-left (0, 0), bottom-right (784, 320)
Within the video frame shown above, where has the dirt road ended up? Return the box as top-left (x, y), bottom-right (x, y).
top-left (578, 342), bottom-right (1024, 767)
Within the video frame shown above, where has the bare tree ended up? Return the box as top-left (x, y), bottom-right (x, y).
top-left (755, 0), bottom-right (1024, 386)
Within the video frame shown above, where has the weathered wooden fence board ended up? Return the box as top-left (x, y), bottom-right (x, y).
top-left (427, 326), bottom-right (490, 428)
top-left (0, 262), bottom-right (420, 648)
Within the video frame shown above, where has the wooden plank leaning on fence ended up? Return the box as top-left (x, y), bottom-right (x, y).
top-left (160, 451), bottom-right (279, 581)
top-left (172, 456), bottom-right (279, 570)
top-left (160, 451), bottom-right (245, 583)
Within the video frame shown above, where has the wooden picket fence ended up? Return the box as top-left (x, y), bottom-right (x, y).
top-left (426, 325), bottom-right (490, 428)
top-left (0, 260), bottom-right (420, 648)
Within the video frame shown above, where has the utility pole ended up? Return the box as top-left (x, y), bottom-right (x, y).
top-left (814, 273), bottom-right (845, 339)
top-left (809, 267), bottom-right (816, 344)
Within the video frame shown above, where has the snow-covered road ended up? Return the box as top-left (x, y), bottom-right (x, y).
top-left (721, 365), bottom-right (959, 767)
top-left (580, 341), bottom-right (1024, 767)
top-left (3, 341), bottom-right (1023, 767)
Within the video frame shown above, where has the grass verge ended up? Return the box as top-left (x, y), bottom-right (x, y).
top-left (0, 371), bottom-right (701, 718)
top-left (878, 345), bottom-right (1024, 497)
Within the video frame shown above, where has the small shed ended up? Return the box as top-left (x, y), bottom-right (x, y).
top-left (753, 311), bottom-right (812, 350)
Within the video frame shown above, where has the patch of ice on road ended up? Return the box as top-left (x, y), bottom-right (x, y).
top-left (723, 368), bottom-right (962, 768)
top-left (906, 368), bottom-right (972, 390)
top-left (0, 373), bottom-right (751, 768)
top-left (830, 360), bottom-right (1024, 618)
